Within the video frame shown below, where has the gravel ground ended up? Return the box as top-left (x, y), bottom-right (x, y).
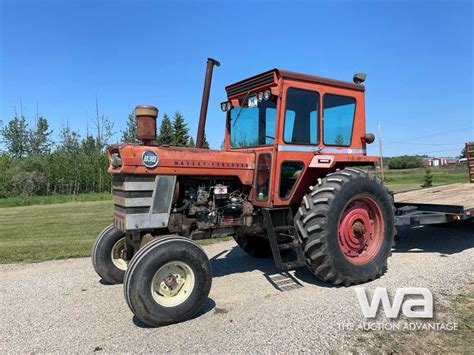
top-left (1, 222), bottom-right (473, 353)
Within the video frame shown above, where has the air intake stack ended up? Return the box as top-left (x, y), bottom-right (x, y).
top-left (135, 105), bottom-right (158, 145)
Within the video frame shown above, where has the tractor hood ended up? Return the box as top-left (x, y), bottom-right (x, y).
top-left (108, 144), bottom-right (256, 185)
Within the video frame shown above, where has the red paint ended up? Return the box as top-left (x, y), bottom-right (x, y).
top-left (338, 196), bottom-right (384, 265)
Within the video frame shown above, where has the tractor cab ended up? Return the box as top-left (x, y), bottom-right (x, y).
top-left (220, 69), bottom-right (377, 206)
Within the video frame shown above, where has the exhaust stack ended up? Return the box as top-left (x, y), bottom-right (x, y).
top-left (135, 105), bottom-right (158, 146)
top-left (196, 58), bottom-right (220, 148)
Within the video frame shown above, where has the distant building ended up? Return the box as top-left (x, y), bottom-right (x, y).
top-left (423, 157), bottom-right (459, 167)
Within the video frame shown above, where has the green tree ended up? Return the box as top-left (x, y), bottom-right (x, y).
top-left (187, 136), bottom-right (195, 147)
top-left (388, 155), bottom-right (424, 170)
top-left (121, 112), bottom-right (139, 143)
top-left (156, 114), bottom-right (174, 145)
top-left (0, 116), bottom-right (29, 158)
top-left (29, 117), bottom-right (52, 155)
top-left (201, 132), bottom-right (210, 149)
top-left (334, 134), bottom-right (345, 146)
top-left (81, 134), bottom-right (98, 155)
top-left (459, 147), bottom-right (466, 159)
top-left (171, 111), bottom-right (189, 146)
top-left (59, 125), bottom-right (81, 153)
top-left (421, 168), bottom-right (433, 188)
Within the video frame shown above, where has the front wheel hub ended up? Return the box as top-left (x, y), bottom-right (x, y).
top-left (151, 261), bottom-right (195, 307)
top-left (338, 196), bottom-right (384, 264)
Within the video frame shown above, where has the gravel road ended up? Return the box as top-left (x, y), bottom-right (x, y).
top-left (1, 222), bottom-right (473, 353)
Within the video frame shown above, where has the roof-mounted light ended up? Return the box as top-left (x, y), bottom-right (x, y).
top-left (220, 101), bottom-right (233, 112)
top-left (263, 90), bottom-right (271, 101)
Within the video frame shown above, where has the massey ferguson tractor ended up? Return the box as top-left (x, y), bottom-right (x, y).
top-left (92, 58), bottom-right (397, 326)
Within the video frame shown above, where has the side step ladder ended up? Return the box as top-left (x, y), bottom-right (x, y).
top-left (262, 208), bottom-right (306, 271)
top-left (466, 142), bottom-right (474, 183)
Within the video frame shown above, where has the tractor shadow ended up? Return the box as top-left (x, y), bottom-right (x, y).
top-left (210, 220), bottom-right (473, 288)
top-left (210, 246), bottom-right (341, 289)
top-left (393, 221), bottom-right (474, 255)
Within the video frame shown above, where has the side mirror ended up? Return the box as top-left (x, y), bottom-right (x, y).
top-left (353, 73), bottom-right (366, 84)
top-left (362, 133), bottom-right (375, 144)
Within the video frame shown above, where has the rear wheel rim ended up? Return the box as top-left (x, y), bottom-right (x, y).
top-left (338, 195), bottom-right (384, 265)
top-left (111, 238), bottom-right (128, 270)
top-left (151, 261), bottom-right (195, 307)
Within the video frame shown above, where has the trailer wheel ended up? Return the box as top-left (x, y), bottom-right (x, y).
top-left (92, 224), bottom-right (128, 284)
top-left (233, 234), bottom-right (272, 258)
top-left (295, 168), bottom-right (395, 286)
top-left (124, 235), bottom-right (212, 327)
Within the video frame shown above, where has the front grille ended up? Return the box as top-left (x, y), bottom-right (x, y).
top-left (113, 175), bottom-right (155, 226)
top-left (111, 174), bottom-right (176, 232)
top-left (226, 71), bottom-right (275, 97)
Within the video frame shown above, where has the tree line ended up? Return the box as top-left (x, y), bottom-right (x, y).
top-left (0, 110), bottom-right (208, 198)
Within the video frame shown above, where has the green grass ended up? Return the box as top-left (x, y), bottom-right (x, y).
top-left (0, 200), bottom-right (234, 263)
top-left (0, 192), bottom-right (112, 208)
top-left (376, 166), bottom-right (469, 192)
top-left (0, 200), bottom-right (113, 263)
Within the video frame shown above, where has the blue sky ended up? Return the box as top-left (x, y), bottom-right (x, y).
top-left (1, 0), bottom-right (472, 156)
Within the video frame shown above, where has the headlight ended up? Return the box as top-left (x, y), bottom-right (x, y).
top-left (257, 92), bottom-right (264, 102)
top-left (111, 152), bottom-right (122, 168)
top-left (220, 101), bottom-right (233, 112)
top-left (263, 90), bottom-right (271, 101)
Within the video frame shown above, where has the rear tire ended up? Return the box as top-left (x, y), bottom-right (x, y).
top-left (295, 168), bottom-right (395, 286)
top-left (124, 235), bottom-right (212, 327)
top-left (92, 224), bottom-right (127, 284)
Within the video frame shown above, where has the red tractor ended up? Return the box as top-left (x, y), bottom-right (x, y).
top-left (92, 59), bottom-right (395, 326)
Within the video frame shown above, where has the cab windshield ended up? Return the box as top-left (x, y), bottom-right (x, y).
top-left (230, 96), bottom-right (277, 148)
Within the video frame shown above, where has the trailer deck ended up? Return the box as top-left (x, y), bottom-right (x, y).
top-left (394, 183), bottom-right (474, 226)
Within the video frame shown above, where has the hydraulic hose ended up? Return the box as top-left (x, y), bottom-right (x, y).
top-left (172, 199), bottom-right (191, 213)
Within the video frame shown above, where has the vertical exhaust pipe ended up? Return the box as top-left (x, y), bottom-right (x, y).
top-left (196, 58), bottom-right (220, 148)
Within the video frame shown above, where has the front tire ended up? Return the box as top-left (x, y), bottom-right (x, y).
top-left (295, 168), bottom-right (395, 286)
top-left (124, 235), bottom-right (212, 327)
top-left (91, 224), bottom-right (127, 284)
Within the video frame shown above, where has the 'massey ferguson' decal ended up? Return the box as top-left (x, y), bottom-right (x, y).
top-left (142, 150), bottom-right (159, 168)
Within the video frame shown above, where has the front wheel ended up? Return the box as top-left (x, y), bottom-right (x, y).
top-left (295, 168), bottom-right (395, 286)
top-left (123, 235), bottom-right (212, 327)
top-left (92, 224), bottom-right (128, 284)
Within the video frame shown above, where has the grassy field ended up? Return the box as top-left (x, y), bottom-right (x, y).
top-left (0, 200), bottom-right (233, 263)
top-left (0, 192), bottom-right (112, 208)
top-left (378, 166), bottom-right (469, 192)
top-left (0, 200), bottom-right (113, 263)
top-left (0, 166), bottom-right (469, 263)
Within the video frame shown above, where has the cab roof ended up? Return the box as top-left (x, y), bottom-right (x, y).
top-left (225, 68), bottom-right (365, 98)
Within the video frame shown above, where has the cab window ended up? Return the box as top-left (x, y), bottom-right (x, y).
top-left (279, 161), bottom-right (304, 199)
top-left (256, 154), bottom-right (272, 201)
top-left (323, 94), bottom-right (356, 146)
top-left (283, 88), bottom-right (319, 145)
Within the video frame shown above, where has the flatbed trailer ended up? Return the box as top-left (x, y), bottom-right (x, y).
top-left (394, 183), bottom-right (474, 226)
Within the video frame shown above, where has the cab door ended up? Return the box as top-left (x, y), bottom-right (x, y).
top-left (273, 82), bottom-right (321, 206)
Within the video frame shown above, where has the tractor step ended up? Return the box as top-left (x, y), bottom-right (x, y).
top-left (262, 208), bottom-right (306, 271)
